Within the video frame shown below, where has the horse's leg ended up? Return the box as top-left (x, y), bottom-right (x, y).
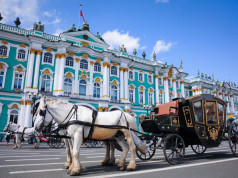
top-left (34, 137), bottom-right (40, 149)
top-left (15, 135), bottom-right (20, 149)
top-left (101, 140), bottom-right (110, 165)
top-left (70, 129), bottom-right (83, 176)
top-left (108, 141), bottom-right (116, 165)
top-left (64, 138), bottom-right (72, 169)
top-left (115, 134), bottom-right (129, 171)
top-left (68, 138), bottom-right (74, 174)
top-left (122, 130), bottom-right (136, 171)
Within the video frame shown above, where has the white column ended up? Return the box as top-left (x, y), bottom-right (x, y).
top-left (172, 78), bottom-right (177, 98)
top-left (230, 95), bottom-right (235, 113)
top-left (218, 92), bottom-right (223, 99)
top-left (124, 68), bottom-right (129, 101)
top-left (0, 103), bottom-right (4, 120)
top-left (106, 65), bottom-right (110, 97)
top-left (164, 77), bottom-right (169, 103)
top-left (74, 58), bottom-right (80, 95)
top-left (102, 62), bottom-right (109, 98)
top-left (181, 81), bottom-right (185, 98)
top-left (25, 49), bottom-right (36, 89)
top-left (53, 53), bottom-right (60, 95)
top-left (24, 100), bottom-right (33, 127)
top-left (33, 50), bottom-right (42, 90)
top-left (226, 94), bottom-right (230, 113)
top-left (155, 75), bottom-right (159, 105)
top-left (120, 67), bottom-right (124, 100)
top-left (18, 100), bottom-right (26, 126)
top-left (58, 54), bottom-right (66, 95)
top-left (89, 61), bottom-right (94, 97)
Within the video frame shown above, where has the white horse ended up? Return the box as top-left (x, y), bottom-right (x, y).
top-left (34, 96), bottom-right (147, 176)
top-left (4, 122), bottom-right (41, 149)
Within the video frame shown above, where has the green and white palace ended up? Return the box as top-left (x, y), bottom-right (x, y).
top-left (0, 20), bottom-right (238, 132)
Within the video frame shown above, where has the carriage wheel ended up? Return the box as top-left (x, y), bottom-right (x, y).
top-left (136, 138), bottom-right (156, 160)
top-left (163, 134), bottom-right (185, 165)
top-left (228, 121), bottom-right (238, 156)
top-left (191, 145), bottom-right (207, 154)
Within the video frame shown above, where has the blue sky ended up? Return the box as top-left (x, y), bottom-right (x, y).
top-left (0, 0), bottom-right (237, 83)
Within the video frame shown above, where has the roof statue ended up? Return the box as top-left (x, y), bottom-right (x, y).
top-left (95, 32), bottom-right (105, 42)
top-left (142, 51), bottom-right (146, 59)
top-left (152, 51), bottom-right (156, 61)
top-left (33, 22), bottom-right (44, 32)
top-left (180, 59), bottom-right (183, 69)
top-left (119, 45), bottom-right (127, 53)
top-left (133, 49), bottom-right (137, 56)
top-left (163, 62), bottom-right (168, 68)
top-left (0, 13), bottom-right (3, 22)
top-left (82, 21), bottom-right (90, 31)
top-left (14, 17), bottom-right (21, 28)
top-left (201, 73), bottom-right (204, 78)
top-left (212, 74), bottom-right (214, 81)
top-left (64, 24), bottom-right (76, 33)
top-left (197, 70), bottom-right (200, 77)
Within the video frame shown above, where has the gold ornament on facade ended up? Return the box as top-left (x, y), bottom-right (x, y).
top-left (218, 92), bottom-right (223, 95)
top-left (68, 52), bottom-right (75, 56)
top-left (155, 75), bottom-right (159, 78)
top-left (96, 58), bottom-right (102, 62)
top-left (160, 90), bottom-right (163, 94)
top-left (56, 53), bottom-right (60, 59)
top-left (129, 85), bottom-right (135, 89)
top-left (163, 77), bottom-right (169, 81)
top-left (139, 86), bottom-right (144, 91)
top-left (61, 53), bottom-right (66, 58)
top-left (20, 100), bottom-right (24, 105)
top-left (82, 53), bottom-right (88, 58)
top-left (0, 63), bottom-right (4, 70)
top-left (15, 67), bottom-right (23, 73)
top-left (112, 80), bottom-right (118, 86)
top-left (230, 95), bottom-right (234, 97)
top-left (169, 92), bottom-right (173, 96)
top-left (36, 50), bottom-right (42, 55)
top-left (1, 40), bottom-right (8, 44)
top-left (149, 71), bottom-right (153, 74)
top-left (25, 100), bottom-right (33, 105)
top-left (81, 75), bottom-right (86, 79)
top-left (124, 68), bottom-right (128, 72)
top-left (43, 69), bottom-right (51, 75)
top-left (119, 67), bottom-right (124, 71)
top-left (124, 109), bottom-right (131, 113)
top-left (12, 104), bottom-right (18, 109)
top-left (90, 61), bottom-right (94, 66)
top-left (81, 41), bottom-right (89, 47)
top-left (46, 48), bottom-right (53, 52)
top-left (129, 67), bottom-right (134, 70)
top-left (95, 77), bottom-right (101, 83)
top-left (149, 88), bottom-right (154, 92)
top-left (75, 58), bottom-right (80, 63)
top-left (103, 62), bottom-right (110, 68)
top-left (168, 67), bottom-right (173, 77)
top-left (66, 73), bottom-right (73, 78)
top-left (30, 48), bottom-right (36, 54)
top-left (225, 94), bottom-right (229, 97)
top-left (172, 78), bottom-right (177, 82)
top-left (139, 69), bottom-right (143, 72)
top-left (19, 43), bottom-right (26, 48)
top-left (113, 62), bottom-right (118, 66)
top-left (180, 81), bottom-right (185, 84)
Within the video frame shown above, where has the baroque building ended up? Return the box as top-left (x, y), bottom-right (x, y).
top-left (0, 21), bottom-right (237, 132)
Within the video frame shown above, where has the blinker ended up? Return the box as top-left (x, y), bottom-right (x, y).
top-left (39, 109), bottom-right (46, 116)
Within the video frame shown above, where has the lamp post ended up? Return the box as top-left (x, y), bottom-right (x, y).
top-left (143, 104), bottom-right (154, 116)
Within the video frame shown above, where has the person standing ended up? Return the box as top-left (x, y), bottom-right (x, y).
top-left (0, 134), bottom-right (3, 142)
top-left (5, 130), bottom-right (11, 146)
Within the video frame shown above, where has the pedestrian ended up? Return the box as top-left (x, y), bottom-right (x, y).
top-left (0, 134), bottom-right (3, 142)
top-left (5, 130), bottom-right (11, 146)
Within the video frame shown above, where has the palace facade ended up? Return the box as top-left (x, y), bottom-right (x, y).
top-left (0, 21), bottom-right (237, 132)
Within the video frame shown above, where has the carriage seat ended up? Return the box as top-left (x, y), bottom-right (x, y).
top-left (155, 100), bottom-right (179, 117)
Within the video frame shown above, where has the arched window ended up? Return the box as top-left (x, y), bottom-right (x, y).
top-left (149, 92), bottom-right (153, 105)
top-left (13, 73), bottom-right (23, 89)
top-left (158, 77), bottom-right (162, 85)
top-left (93, 83), bottom-right (100, 98)
top-left (148, 75), bottom-right (152, 83)
top-left (129, 71), bottom-right (133, 79)
top-left (18, 49), bottom-right (26, 59)
top-left (111, 85), bottom-right (118, 101)
top-left (80, 59), bottom-right (88, 70)
top-left (0, 70), bottom-right (5, 87)
top-left (0, 46), bottom-right (7, 56)
top-left (139, 91), bottom-right (144, 104)
top-left (176, 81), bottom-right (180, 89)
top-left (94, 62), bottom-right (101, 72)
top-left (65, 57), bottom-right (74, 67)
top-left (64, 78), bottom-right (72, 95)
top-left (129, 89), bottom-right (134, 103)
top-left (159, 91), bottom-right (164, 104)
top-left (41, 75), bottom-right (51, 92)
top-left (79, 80), bottom-right (86, 95)
top-left (43, 53), bottom-right (53, 63)
top-left (139, 73), bottom-right (143, 81)
top-left (168, 78), bottom-right (172, 87)
top-left (111, 66), bottom-right (117, 76)
top-left (10, 110), bottom-right (18, 124)
top-left (169, 95), bottom-right (173, 102)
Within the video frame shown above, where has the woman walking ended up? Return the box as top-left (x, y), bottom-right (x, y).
top-left (5, 130), bottom-right (11, 146)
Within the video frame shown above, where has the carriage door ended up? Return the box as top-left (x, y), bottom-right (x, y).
top-left (204, 100), bottom-right (219, 143)
top-left (193, 100), bottom-right (206, 139)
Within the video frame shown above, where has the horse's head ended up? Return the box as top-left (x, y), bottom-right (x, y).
top-left (34, 96), bottom-right (48, 132)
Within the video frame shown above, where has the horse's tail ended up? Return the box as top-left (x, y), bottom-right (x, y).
top-left (131, 131), bottom-right (148, 155)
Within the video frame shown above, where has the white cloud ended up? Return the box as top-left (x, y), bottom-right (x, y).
top-left (155, 0), bottom-right (169, 3)
top-left (152, 40), bottom-right (175, 56)
top-left (53, 28), bottom-right (64, 36)
top-left (43, 10), bottom-right (57, 17)
top-left (51, 17), bottom-right (61, 25)
top-left (102, 29), bottom-right (142, 53)
top-left (0, 0), bottom-right (39, 26)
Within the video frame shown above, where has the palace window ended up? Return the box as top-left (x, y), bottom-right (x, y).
top-left (185, 90), bottom-right (190, 98)
top-left (13, 73), bottom-right (23, 89)
top-left (129, 89), bottom-right (134, 103)
top-left (158, 77), bottom-right (163, 85)
top-left (111, 85), bottom-right (118, 102)
top-left (148, 75), bottom-right (152, 83)
top-left (80, 59), bottom-right (88, 70)
top-left (79, 80), bottom-right (87, 95)
top-left (159, 91), bottom-right (164, 104)
top-left (176, 81), bottom-right (180, 89)
top-left (139, 91), bottom-right (144, 104)
top-left (43, 53), bottom-right (53, 64)
top-left (0, 70), bottom-right (5, 88)
top-left (94, 62), bottom-right (101, 72)
top-left (169, 95), bottom-right (173, 102)
top-left (149, 92), bottom-right (154, 105)
top-left (41, 75), bottom-right (51, 92)
top-left (17, 49), bottom-right (26, 59)
top-left (64, 78), bottom-right (72, 95)
top-left (129, 71), bottom-right (134, 80)
top-left (93, 83), bottom-right (100, 98)
top-left (139, 73), bottom-right (143, 82)
top-left (65, 57), bottom-right (74, 67)
top-left (10, 110), bottom-right (18, 124)
top-left (168, 78), bottom-right (172, 87)
top-left (111, 66), bottom-right (117, 76)
top-left (0, 46), bottom-right (7, 56)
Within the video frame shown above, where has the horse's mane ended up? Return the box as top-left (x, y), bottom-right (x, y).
top-left (45, 98), bottom-right (72, 105)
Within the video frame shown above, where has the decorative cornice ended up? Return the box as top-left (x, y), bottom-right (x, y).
top-left (129, 67), bottom-right (134, 70)
top-left (103, 62), bottom-right (110, 68)
top-left (66, 72), bottom-right (72, 78)
top-left (96, 58), bottom-right (102, 62)
top-left (75, 58), bottom-right (80, 63)
top-left (155, 75), bottom-right (159, 78)
top-left (1, 40), bottom-right (8, 44)
top-left (46, 48), bottom-right (53, 52)
top-left (90, 61), bottom-right (94, 66)
top-left (81, 41), bottom-right (89, 47)
top-left (124, 68), bottom-right (128, 72)
top-left (30, 48), bottom-right (36, 54)
top-left (172, 79), bottom-right (177, 82)
top-left (43, 69), bottom-right (51, 75)
top-left (68, 51), bottom-right (75, 56)
top-left (82, 53), bottom-right (88, 59)
top-left (19, 43), bottom-right (26, 48)
top-left (113, 62), bottom-right (119, 66)
top-left (119, 67), bottom-right (124, 71)
top-left (36, 50), bottom-right (42, 55)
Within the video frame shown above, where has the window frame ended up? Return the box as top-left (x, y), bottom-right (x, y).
top-left (80, 59), bottom-right (88, 70)
top-left (192, 99), bottom-right (205, 124)
top-left (0, 45), bottom-right (9, 57)
top-left (138, 72), bottom-right (144, 82)
top-left (65, 56), bottom-right (74, 68)
top-left (129, 71), bottom-right (134, 80)
top-left (79, 79), bottom-right (87, 96)
top-left (40, 74), bottom-right (52, 92)
top-left (93, 82), bottom-right (101, 98)
top-left (111, 85), bottom-right (118, 102)
top-left (42, 50), bottom-right (55, 66)
top-left (158, 77), bottom-right (163, 86)
top-left (64, 78), bottom-right (73, 95)
top-left (111, 66), bottom-right (118, 76)
top-left (94, 62), bottom-right (101, 73)
top-left (148, 74), bottom-right (153, 84)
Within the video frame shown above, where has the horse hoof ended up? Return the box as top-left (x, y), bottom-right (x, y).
top-left (67, 169), bottom-right (71, 174)
top-left (117, 166), bottom-right (125, 171)
top-left (126, 168), bottom-right (135, 171)
top-left (70, 170), bottom-right (81, 176)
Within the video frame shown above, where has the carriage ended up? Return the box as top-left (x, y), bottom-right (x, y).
top-left (136, 94), bottom-right (238, 164)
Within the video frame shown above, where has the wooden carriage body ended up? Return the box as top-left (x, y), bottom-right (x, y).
top-left (141, 94), bottom-right (227, 148)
